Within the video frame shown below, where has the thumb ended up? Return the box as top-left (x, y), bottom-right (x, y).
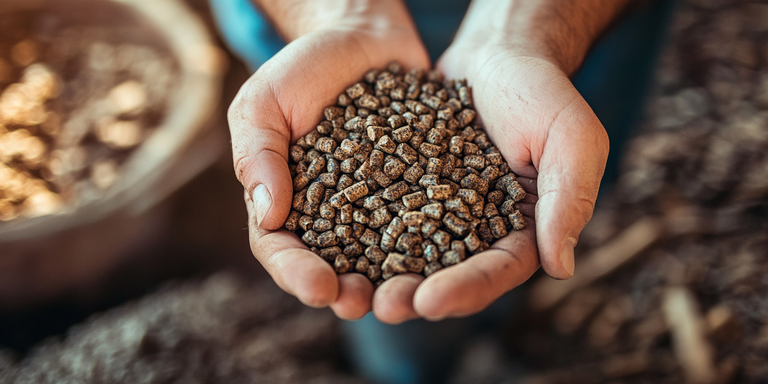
top-left (228, 79), bottom-right (293, 231)
top-left (535, 93), bottom-right (608, 279)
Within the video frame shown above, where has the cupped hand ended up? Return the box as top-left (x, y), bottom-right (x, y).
top-left (229, 9), bottom-right (430, 321)
top-left (406, 41), bottom-right (609, 320)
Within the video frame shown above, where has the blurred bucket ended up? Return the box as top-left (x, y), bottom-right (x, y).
top-left (0, 0), bottom-right (226, 309)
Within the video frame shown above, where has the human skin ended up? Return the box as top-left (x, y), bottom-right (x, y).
top-left (229, 0), bottom-right (629, 324)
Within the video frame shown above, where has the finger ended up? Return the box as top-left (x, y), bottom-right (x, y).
top-left (413, 223), bottom-right (539, 320)
top-left (372, 273), bottom-right (424, 324)
top-left (536, 92), bottom-right (608, 280)
top-left (246, 193), bottom-right (338, 307)
top-left (229, 78), bottom-right (293, 231)
top-left (330, 273), bottom-right (374, 320)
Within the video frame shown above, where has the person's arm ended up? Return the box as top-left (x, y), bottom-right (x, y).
top-left (457, 0), bottom-right (633, 75)
top-left (229, 0), bottom-right (429, 321)
top-left (410, 0), bottom-right (628, 320)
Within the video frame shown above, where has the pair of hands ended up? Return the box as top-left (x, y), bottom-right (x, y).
top-left (228, 0), bottom-right (610, 324)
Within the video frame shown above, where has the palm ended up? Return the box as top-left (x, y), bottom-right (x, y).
top-left (402, 46), bottom-right (610, 319)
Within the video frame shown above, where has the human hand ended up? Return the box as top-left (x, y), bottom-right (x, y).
top-left (394, 0), bottom-right (623, 322)
top-left (228, 1), bottom-right (430, 320)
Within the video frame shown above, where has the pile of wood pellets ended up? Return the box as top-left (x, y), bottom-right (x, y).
top-left (0, 11), bottom-right (176, 222)
top-left (285, 62), bottom-right (527, 285)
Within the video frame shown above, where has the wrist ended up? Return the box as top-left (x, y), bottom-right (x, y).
top-left (450, 0), bottom-right (631, 76)
top-left (253, 0), bottom-right (418, 43)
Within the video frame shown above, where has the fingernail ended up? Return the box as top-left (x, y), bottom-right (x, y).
top-left (252, 184), bottom-right (271, 226)
top-left (559, 237), bottom-right (577, 277)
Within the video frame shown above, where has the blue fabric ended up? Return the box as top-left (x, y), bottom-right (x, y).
top-left (211, 1), bottom-right (676, 383)
top-left (208, 0), bottom-right (284, 72)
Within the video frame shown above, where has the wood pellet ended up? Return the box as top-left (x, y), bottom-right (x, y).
top-left (285, 62), bottom-right (528, 285)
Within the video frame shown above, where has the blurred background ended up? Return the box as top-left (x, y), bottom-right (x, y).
top-left (1, 0), bottom-right (768, 383)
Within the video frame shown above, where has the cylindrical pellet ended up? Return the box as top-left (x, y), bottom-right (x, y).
top-left (343, 181), bottom-right (369, 202)
top-left (489, 216), bottom-right (508, 239)
top-left (427, 185), bottom-right (452, 200)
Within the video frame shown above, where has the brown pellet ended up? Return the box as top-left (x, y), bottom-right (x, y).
top-left (293, 173), bottom-right (311, 191)
top-left (402, 191), bottom-right (428, 210)
top-left (509, 210), bottom-right (527, 230)
top-left (477, 220), bottom-right (494, 243)
top-left (484, 202), bottom-right (499, 218)
top-left (463, 231), bottom-right (482, 252)
top-left (382, 253), bottom-right (408, 275)
top-left (423, 244), bottom-right (439, 263)
top-left (506, 180), bottom-right (527, 202)
top-left (369, 207), bottom-right (392, 229)
top-left (451, 240), bottom-right (466, 257)
top-left (354, 159), bottom-right (374, 181)
top-left (383, 158), bottom-right (407, 179)
top-left (368, 264), bottom-right (382, 280)
top-left (368, 148), bottom-right (385, 168)
top-left (419, 174), bottom-right (439, 188)
top-left (353, 210), bottom-right (369, 225)
top-left (395, 232), bottom-right (422, 253)
top-left (499, 200), bottom-right (516, 216)
top-left (363, 195), bottom-right (385, 210)
top-left (425, 158), bottom-right (443, 175)
top-left (443, 212), bottom-right (470, 237)
top-left (495, 174), bottom-right (516, 192)
top-left (403, 163), bottom-right (425, 184)
top-left (441, 250), bottom-right (464, 267)
top-left (427, 185), bottom-right (453, 200)
top-left (344, 240), bottom-right (365, 256)
top-left (405, 257), bottom-right (427, 273)
top-left (317, 230), bottom-right (339, 247)
top-left (464, 155), bottom-right (486, 170)
top-left (329, 191), bottom-right (348, 208)
top-left (340, 158), bottom-right (358, 173)
top-left (285, 211), bottom-right (301, 231)
top-left (365, 246), bottom-right (387, 264)
top-left (355, 256), bottom-right (370, 273)
top-left (395, 143), bottom-right (419, 165)
top-left (487, 190), bottom-right (504, 206)
top-left (382, 181), bottom-right (410, 201)
top-left (302, 230), bottom-right (320, 247)
top-left (431, 230), bottom-right (451, 252)
top-left (339, 204), bottom-right (354, 224)
top-left (380, 233), bottom-right (396, 253)
top-left (318, 172), bottom-right (339, 188)
top-left (360, 228), bottom-right (381, 247)
top-left (335, 224), bottom-right (353, 240)
top-left (460, 173), bottom-right (488, 195)
top-left (391, 126), bottom-right (413, 143)
top-left (421, 219), bottom-right (439, 237)
top-left (486, 152), bottom-right (503, 166)
top-left (315, 137), bottom-right (337, 153)
top-left (365, 169), bottom-right (386, 185)
top-left (444, 197), bottom-right (467, 212)
top-left (375, 135), bottom-right (397, 154)
top-left (335, 254), bottom-right (351, 273)
top-left (489, 216), bottom-right (508, 239)
top-left (421, 202), bottom-right (445, 219)
top-left (319, 246), bottom-right (342, 261)
top-left (401, 209), bottom-right (425, 226)
top-left (314, 218), bottom-right (333, 232)
top-left (455, 189), bottom-right (479, 205)
top-left (419, 142), bottom-right (441, 158)
top-left (343, 181), bottom-right (368, 202)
